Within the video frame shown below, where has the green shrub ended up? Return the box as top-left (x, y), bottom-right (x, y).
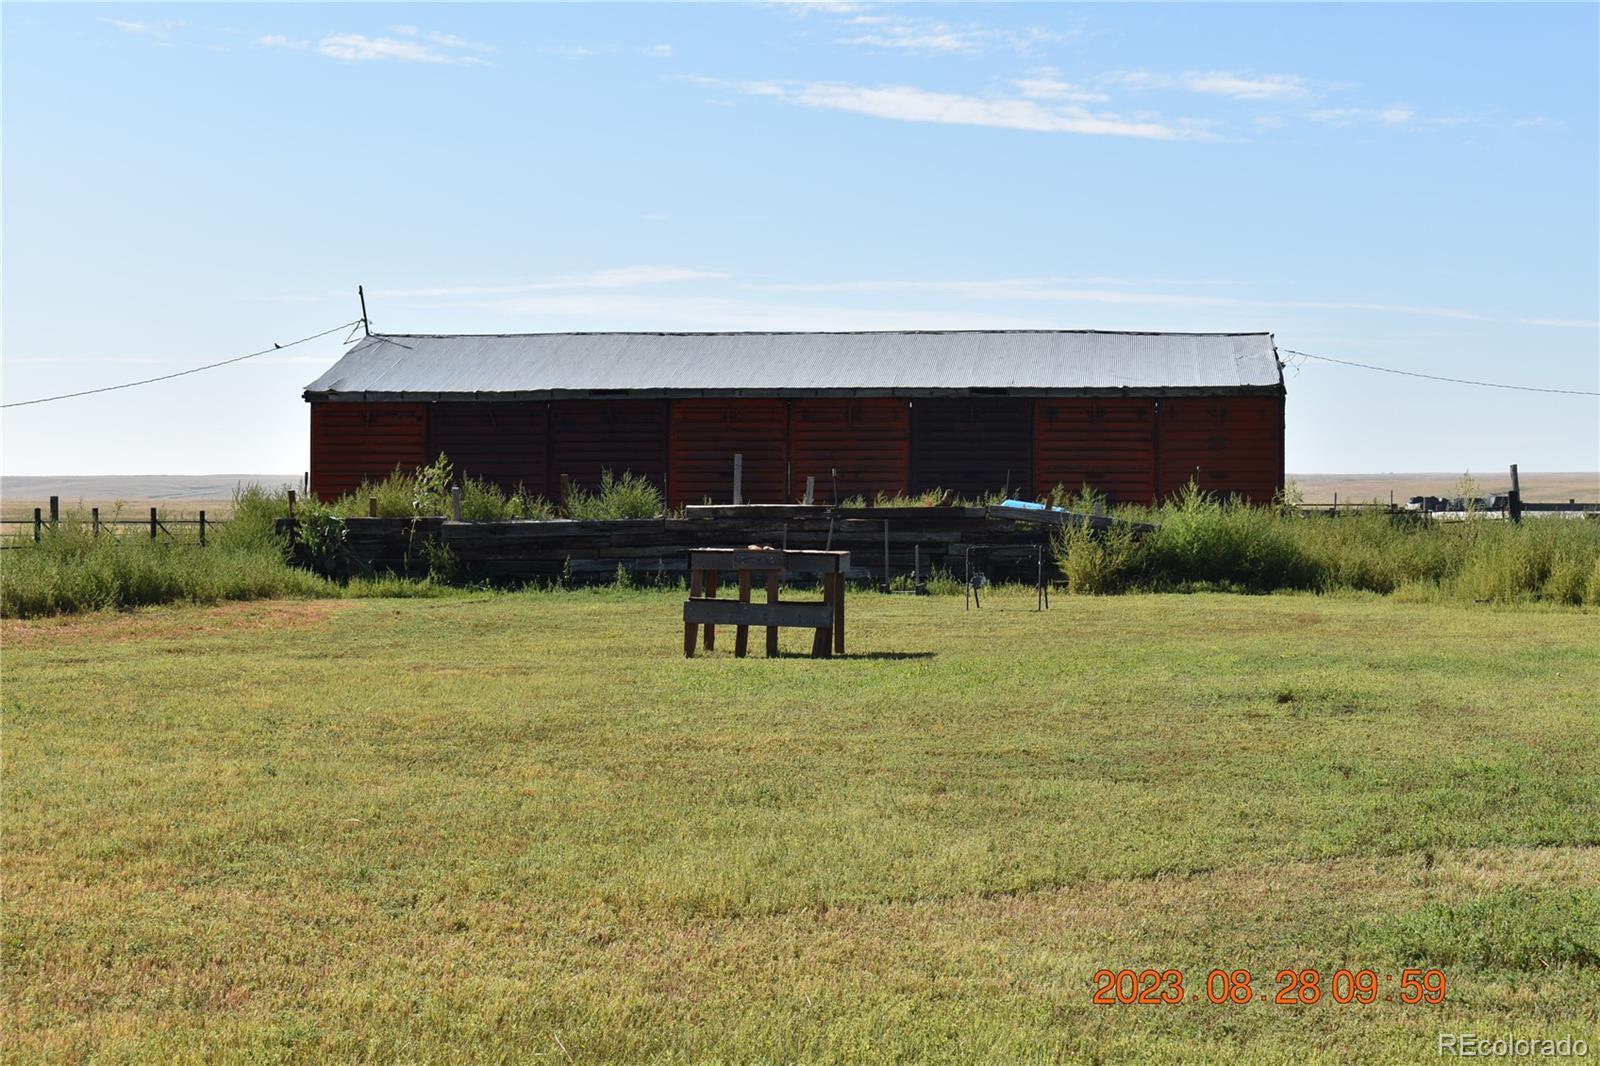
top-left (1044, 481), bottom-right (1600, 604)
top-left (564, 470), bottom-right (663, 520)
top-left (1053, 521), bottom-right (1139, 594)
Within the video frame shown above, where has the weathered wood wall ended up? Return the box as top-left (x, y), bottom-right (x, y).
top-left (282, 506), bottom-right (1055, 586)
top-left (309, 393), bottom-right (1285, 507)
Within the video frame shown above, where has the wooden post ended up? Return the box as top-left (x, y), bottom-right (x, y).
top-left (49, 496), bottom-right (59, 527)
top-left (882, 519), bottom-right (890, 593)
top-left (703, 570), bottom-right (719, 650)
top-left (732, 453), bottom-right (743, 506)
top-left (286, 490), bottom-right (297, 547)
top-left (199, 510), bottom-right (207, 546)
top-left (831, 468), bottom-right (838, 505)
top-left (831, 571), bottom-right (845, 655)
top-left (735, 570), bottom-right (753, 658)
top-left (559, 474), bottom-right (572, 514)
top-left (450, 486), bottom-right (462, 522)
top-left (1509, 464), bottom-right (1523, 523)
top-left (684, 568), bottom-right (702, 657)
top-left (32, 508), bottom-right (41, 542)
top-left (804, 477), bottom-right (815, 505)
top-left (91, 507), bottom-right (100, 538)
top-left (765, 570), bottom-right (781, 657)
top-left (368, 497), bottom-right (378, 518)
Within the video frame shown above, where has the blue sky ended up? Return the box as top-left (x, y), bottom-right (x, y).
top-left (3, 2), bottom-right (1596, 476)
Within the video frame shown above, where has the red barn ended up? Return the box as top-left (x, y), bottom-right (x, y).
top-left (303, 330), bottom-right (1285, 507)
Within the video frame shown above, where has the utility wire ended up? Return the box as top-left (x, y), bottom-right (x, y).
top-left (2, 320), bottom-right (363, 409)
top-left (1279, 348), bottom-right (1600, 397)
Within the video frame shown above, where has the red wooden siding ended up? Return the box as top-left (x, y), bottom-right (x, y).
top-left (669, 398), bottom-right (789, 508)
top-left (428, 402), bottom-right (549, 495)
top-left (1156, 395), bottom-right (1283, 503)
top-left (310, 402), bottom-right (429, 502)
top-left (790, 399), bottom-right (910, 503)
top-left (549, 400), bottom-right (669, 493)
top-left (911, 397), bottom-right (1033, 498)
top-left (1034, 397), bottom-right (1158, 503)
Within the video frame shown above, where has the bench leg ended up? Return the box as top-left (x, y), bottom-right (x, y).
top-left (684, 569), bottom-right (703, 657)
top-left (735, 570), bottom-right (752, 658)
top-left (832, 572), bottom-right (845, 655)
top-left (704, 569), bottom-right (719, 650)
top-left (765, 571), bottom-right (781, 657)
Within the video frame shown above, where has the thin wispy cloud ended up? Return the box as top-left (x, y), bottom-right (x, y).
top-left (1113, 69), bottom-right (1311, 101)
top-left (388, 25), bottom-right (496, 54)
top-left (540, 43), bottom-right (674, 59)
top-left (100, 17), bottom-right (184, 41)
top-left (258, 28), bottom-right (494, 65)
top-left (1308, 104), bottom-right (1417, 127)
top-left (745, 276), bottom-right (1599, 329)
top-left (800, 5), bottom-right (1077, 56)
top-left (383, 266), bottom-right (726, 299)
top-left (1011, 72), bottom-right (1109, 104)
top-left (691, 77), bottom-right (1217, 141)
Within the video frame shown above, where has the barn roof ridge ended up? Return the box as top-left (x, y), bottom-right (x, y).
top-left (367, 328), bottom-right (1275, 340)
top-left (305, 329), bottom-right (1284, 400)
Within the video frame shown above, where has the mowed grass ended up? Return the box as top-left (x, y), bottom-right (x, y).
top-left (3, 589), bottom-right (1598, 1063)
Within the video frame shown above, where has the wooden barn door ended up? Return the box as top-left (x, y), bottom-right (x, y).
top-left (668, 399), bottom-right (789, 508)
top-left (1033, 397), bottom-right (1158, 504)
top-left (791, 399), bottom-right (910, 504)
top-left (1156, 395), bottom-right (1283, 504)
top-left (428, 402), bottom-right (549, 496)
top-left (309, 402), bottom-right (428, 502)
top-left (549, 400), bottom-right (669, 494)
top-left (910, 397), bottom-right (1032, 499)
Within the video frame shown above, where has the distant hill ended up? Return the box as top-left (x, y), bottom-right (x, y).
top-left (1, 475), bottom-right (299, 519)
top-left (1288, 473), bottom-right (1598, 505)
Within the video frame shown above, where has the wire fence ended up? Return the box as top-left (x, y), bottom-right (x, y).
top-left (0, 496), bottom-right (231, 548)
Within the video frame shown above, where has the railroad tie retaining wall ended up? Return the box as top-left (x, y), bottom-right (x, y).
top-left (279, 506), bottom-right (1056, 585)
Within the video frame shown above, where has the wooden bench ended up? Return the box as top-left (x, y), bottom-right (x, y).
top-left (683, 548), bottom-right (849, 659)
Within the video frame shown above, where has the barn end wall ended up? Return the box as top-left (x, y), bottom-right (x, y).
top-left (310, 392), bottom-right (1283, 506)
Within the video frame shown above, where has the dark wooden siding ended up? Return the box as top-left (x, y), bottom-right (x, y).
top-left (310, 402), bottom-right (429, 502)
top-left (1034, 397), bottom-right (1157, 504)
top-left (1156, 395), bottom-right (1283, 504)
top-left (668, 398), bottom-right (789, 508)
top-left (549, 400), bottom-right (669, 493)
top-left (791, 399), bottom-right (910, 503)
top-left (911, 397), bottom-right (1033, 498)
top-left (428, 402), bottom-right (549, 495)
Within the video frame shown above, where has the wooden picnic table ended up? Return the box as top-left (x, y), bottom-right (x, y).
top-left (683, 548), bottom-right (849, 659)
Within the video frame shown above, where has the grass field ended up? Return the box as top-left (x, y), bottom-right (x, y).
top-left (4, 589), bottom-right (1598, 1062)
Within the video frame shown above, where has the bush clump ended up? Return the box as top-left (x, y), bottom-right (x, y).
top-left (1049, 482), bottom-right (1600, 604)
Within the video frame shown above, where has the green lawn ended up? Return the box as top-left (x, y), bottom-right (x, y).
top-left (4, 589), bottom-right (1598, 1063)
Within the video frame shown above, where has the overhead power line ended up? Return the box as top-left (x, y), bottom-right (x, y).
top-left (1279, 348), bottom-right (1600, 397)
top-left (1, 320), bottom-right (362, 409)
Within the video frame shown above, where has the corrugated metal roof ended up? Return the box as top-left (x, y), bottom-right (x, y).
top-left (303, 330), bottom-right (1282, 400)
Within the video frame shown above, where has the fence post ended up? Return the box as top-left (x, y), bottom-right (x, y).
top-left (804, 476), bottom-right (815, 505)
top-left (49, 495), bottom-right (59, 528)
top-left (1508, 463), bottom-right (1523, 523)
top-left (450, 486), bottom-right (462, 522)
top-left (33, 508), bottom-right (41, 542)
top-left (368, 496), bottom-right (378, 518)
top-left (732, 453), bottom-right (743, 506)
top-left (286, 490), bottom-right (297, 549)
top-left (199, 510), bottom-right (207, 546)
top-left (882, 519), bottom-right (890, 593)
top-left (92, 507), bottom-right (100, 538)
top-left (149, 507), bottom-right (158, 540)
top-left (559, 474), bottom-right (572, 515)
